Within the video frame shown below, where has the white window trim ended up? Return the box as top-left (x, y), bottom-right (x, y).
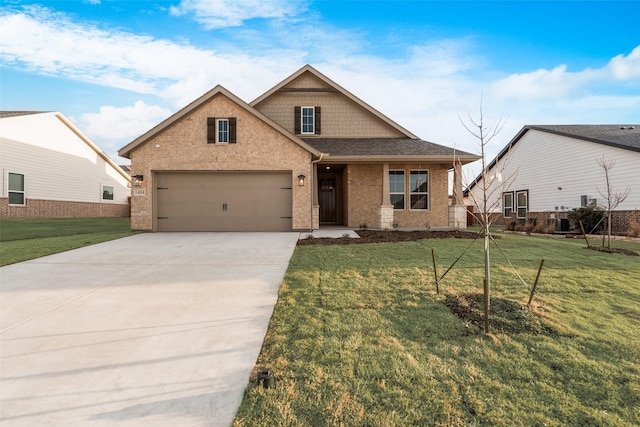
top-left (409, 170), bottom-right (429, 211)
top-left (101, 184), bottom-right (115, 202)
top-left (301, 106), bottom-right (315, 135)
top-left (516, 190), bottom-right (528, 219)
top-left (7, 172), bottom-right (26, 206)
top-left (389, 169), bottom-right (405, 211)
top-left (216, 118), bottom-right (229, 144)
top-left (503, 191), bottom-right (514, 218)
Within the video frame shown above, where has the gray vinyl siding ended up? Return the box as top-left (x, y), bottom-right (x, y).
top-left (1, 113), bottom-right (130, 204)
top-left (468, 129), bottom-right (640, 214)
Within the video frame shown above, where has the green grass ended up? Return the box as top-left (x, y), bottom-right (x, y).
top-left (234, 233), bottom-right (640, 426)
top-left (0, 217), bottom-right (137, 266)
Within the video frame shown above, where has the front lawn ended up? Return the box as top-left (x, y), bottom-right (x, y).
top-left (234, 232), bottom-right (640, 426)
top-left (0, 217), bottom-right (137, 266)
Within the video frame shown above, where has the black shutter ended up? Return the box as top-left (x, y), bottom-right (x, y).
top-left (229, 117), bottom-right (237, 143)
top-left (314, 106), bottom-right (321, 135)
top-left (294, 106), bottom-right (301, 134)
top-left (207, 117), bottom-right (216, 144)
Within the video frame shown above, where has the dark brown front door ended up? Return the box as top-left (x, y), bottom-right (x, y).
top-left (319, 178), bottom-right (336, 223)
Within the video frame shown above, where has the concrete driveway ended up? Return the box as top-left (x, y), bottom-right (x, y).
top-left (0, 232), bottom-right (299, 426)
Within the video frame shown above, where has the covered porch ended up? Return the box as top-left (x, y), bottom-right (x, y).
top-left (310, 161), bottom-right (468, 231)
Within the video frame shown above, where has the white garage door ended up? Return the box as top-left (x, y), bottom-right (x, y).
top-left (156, 172), bottom-right (293, 231)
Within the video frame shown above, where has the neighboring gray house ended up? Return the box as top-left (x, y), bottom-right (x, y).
top-left (465, 125), bottom-right (640, 233)
top-left (1, 111), bottom-right (131, 218)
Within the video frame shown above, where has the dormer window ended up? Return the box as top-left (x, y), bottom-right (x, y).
top-left (294, 106), bottom-right (321, 135)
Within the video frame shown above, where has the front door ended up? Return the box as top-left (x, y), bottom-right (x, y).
top-left (319, 178), bottom-right (336, 223)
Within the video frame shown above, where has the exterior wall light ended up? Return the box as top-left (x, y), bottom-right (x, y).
top-left (132, 174), bottom-right (144, 187)
top-left (297, 174), bottom-right (306, 186)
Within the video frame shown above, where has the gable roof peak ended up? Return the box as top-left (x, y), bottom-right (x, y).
top-left (118, 82), bottom-right (320, 159)
top-left (250, 65), bottom-right (419, 139)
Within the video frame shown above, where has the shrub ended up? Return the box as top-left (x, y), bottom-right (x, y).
top-left (524, 222), bottom-right (535, 235)
top-left (503, 221), bottom-right (517, 231)
top-left (629, 220), bottom-right (640, 238)
top-left (568, 206), bottom-right (604, 234)
top-left (533, 223), bottom-right (546, 234)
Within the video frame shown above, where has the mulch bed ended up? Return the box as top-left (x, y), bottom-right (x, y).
top-left (444, 293), bottom-right (556, 335)
top-left (586, 246), bottom-right (639, 256)
top-left (297, 229), bottom-right (480, 246)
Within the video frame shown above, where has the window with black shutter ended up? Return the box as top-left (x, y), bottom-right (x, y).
top-left (295, 106), bottom-right (321, 135)
top-left (207, 117), bottom-right (237, 144)
top-left (207, 117), bottom-right (216, 144)
top-left (228, 117), bottom-right (236, 143)
top-left (294, 106), bottom-right (301, 134)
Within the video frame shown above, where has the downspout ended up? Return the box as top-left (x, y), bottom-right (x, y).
top-left (310, 153), bottom-right (325, 231)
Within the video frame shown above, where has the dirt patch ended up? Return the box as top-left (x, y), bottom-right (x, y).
top-left (443, 293), bottom-right (556, 335)
top-left (586, 246), bottom-right (639, 256)
top-left (297, 229), bottom-right (480, 246)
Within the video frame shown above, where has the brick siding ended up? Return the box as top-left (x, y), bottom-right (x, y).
top-left (1, 197), bottom-right (130, 218)
top-left (129, 94), bottom-right (312, 231)
top-left (488, 210), bottom-right (639, 235)
top-left (346, 163), bottom-right (450, 229)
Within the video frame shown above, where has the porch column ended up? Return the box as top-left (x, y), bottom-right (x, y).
top-left (448, 162), bottom-right (467, 229)
top-left (382, 162), bottom-right (390, 205)
top-left (312, 162), bottom-right (320, 230)
top-left (451, 161), bottom-right (463, 205)
top-left (380, 162), bottom-right (394, 229)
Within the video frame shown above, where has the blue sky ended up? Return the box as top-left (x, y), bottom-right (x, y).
top-left (1, 0), bottom-right (639, 179)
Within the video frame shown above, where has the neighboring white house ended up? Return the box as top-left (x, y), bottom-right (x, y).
top-left (1, 111), bottom-right (131, 218)
top-left (465, 125), bottom-right (640, 233)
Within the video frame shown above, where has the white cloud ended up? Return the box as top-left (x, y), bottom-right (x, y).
top-left (0, 6), bottom-right (306, 105)
top-left (169, 0), bottom-right (309, 29)
top-left (1, 5), bottom-right (638, 170)
top-left (490, 65), bottom-right (604, 100)
top-left (607, 45), bottom-right (640, 80)
top-left (75, 101), bottom-right (172, 158)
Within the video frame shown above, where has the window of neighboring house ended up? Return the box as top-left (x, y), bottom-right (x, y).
top-left (503, 192), bottom-right (514, 217)
top-left (389, 170), bottom-right (405, 210)
top-left (409, 170), bottom-right (428, 210)
top-left (516, 190), bottom-right (528, 219)
top-left (102, 185), bottom-right (114, 201)
top-left (8, 172), bottom-right (25, 205)
top-left (294, 106), bottom-right (321, 135)
top-left (207, 117), bottom-right (237, 144)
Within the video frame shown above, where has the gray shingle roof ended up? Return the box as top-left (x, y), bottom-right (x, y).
top-left (0, 111), bottom-right (48, 118)
top-left (301, 137), bottom-right (477, 158)
top-left (529, 125), bottom-right (640, 152)
top-left (464, 124), bottom-right (640, 193)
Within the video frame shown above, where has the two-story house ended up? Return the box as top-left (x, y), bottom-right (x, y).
top-left (118, 65), bottom-right (478, 231)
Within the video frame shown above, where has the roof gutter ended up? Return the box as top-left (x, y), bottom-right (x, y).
top-left (318, 154), bottom-right (480, 164)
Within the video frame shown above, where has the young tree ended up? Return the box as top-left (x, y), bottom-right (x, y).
top-left (596, 156), bottom-right (631, 250)
top-left (459, 103), bottom-right (509, 333)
